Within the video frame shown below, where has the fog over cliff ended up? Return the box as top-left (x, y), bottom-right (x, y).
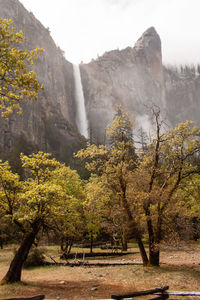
top-left (80, 26), bottom-right (200, 143)
top-left (20, 0), bottom-right (200, 65)
top-left (0, 0), bottom-right (200, 163)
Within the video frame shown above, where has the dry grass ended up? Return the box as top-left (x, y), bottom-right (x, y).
top-left (0, 243), bottom-right (200, 299)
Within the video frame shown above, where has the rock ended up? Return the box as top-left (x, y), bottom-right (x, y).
top-left (81, 27), bottom-right (200, 143)
top-left (80, 27), bottom-right (166, 143)
top-left (1, 0), bottom-right (200, 157)
top-left (0, 0), bottom-right (85, 164)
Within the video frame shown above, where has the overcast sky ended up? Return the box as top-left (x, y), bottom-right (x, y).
top-left (20, 0), bottom-right (200, 65)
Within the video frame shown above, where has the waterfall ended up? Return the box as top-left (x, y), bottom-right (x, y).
top-left (73, 64), bottom-right (89, 139)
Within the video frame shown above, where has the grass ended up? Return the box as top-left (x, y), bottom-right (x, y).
top-left (0, 243), bottom-right (200, 299)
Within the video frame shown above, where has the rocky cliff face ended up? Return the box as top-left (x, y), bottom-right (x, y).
top-left (164, 65), bottom-right (200, 126)
top-left (81, 27), bottom-right (200, 143)
top-left (1, 0), bottom-right (200, 160)
top-left (0, 0), bottom-right (84, 164)
top-left (80, 27), bottom-right (166, 143)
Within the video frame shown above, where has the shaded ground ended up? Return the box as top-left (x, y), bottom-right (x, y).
top-left (0, 243), bottom-right (200, 299)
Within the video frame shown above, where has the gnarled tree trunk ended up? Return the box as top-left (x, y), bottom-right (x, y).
top-left (149, 246), bottom-right (160, 266)
top-left (121, 194), bottom-right (149, 265)
top-left (1, 225), bottom-right (40, 285)
top-left (60, 239), bottom-right (73, 259)
top-left (137, 236), bottom-right (149, 266)
top-left (147, 213), bottom-right (160, 266)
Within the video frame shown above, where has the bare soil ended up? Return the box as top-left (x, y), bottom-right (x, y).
top-left (0, 243), bottom-right (200, 299)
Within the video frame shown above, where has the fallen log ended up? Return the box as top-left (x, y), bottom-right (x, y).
top-left (2, 295), bottom-right (45, 300)
top-left (166, 291), bottom-right (200, 296)
top-left (111, 286), bottom-right (169, 299)
top-left (150, 290), bottom-right (200, 299)
top-left (44, 260), bottom-right (142, 267)
top-left (148, 295), bottom-right (169, 300)
top-left (60, 251), bottom-right (133, 259)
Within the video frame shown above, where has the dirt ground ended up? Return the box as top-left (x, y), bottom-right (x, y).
top-left (0, 244), bottom-right (200, 299)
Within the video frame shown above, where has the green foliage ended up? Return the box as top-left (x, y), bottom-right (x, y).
top-left (23, 247), bottom-right (45, 268)
top-left (53, 164), bottom-right (86, 241)
top-left (84, 175), bottom-right (113, 241)
top-left (131, 115), bottom-right (200, 262)
top-left (106, 104), bottom-right (134, 146)
top-left (178, 174), bottom-right (200, 217)
top-left (0, 151), bottom-right (87, 283)
top-left (0, 152), bottom-right (85, 237)
top-left (76, 106), bottom-right (137, 242)
top-left (0, 160), bottom-right (21, 216)
top-left (76, 105), bottom-right (200, 265)
top-left (0, 18), bottom-right (43, 118)
top-left (135, 120), bottom-right (200, 209)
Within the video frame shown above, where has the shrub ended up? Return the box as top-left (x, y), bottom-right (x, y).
top-left (23, 247), bottom-right (45, 268)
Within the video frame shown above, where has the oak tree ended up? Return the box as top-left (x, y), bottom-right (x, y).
top-left (0, 152), bottom-right (84, 284)
top-left (76, 106), bottom-right (149, 263)
top-left (0, 18), bottom-right (43, 119)
top-left (76, 106), bottom-right (200, 266)
top-left (132, 108), bottom-right (200, 265)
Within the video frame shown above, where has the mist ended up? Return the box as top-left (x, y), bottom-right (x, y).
top-left (20, 0), bottom-right (200, 65)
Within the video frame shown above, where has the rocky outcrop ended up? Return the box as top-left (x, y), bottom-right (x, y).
top-left (81, 27), bottom-right (200, 143)
top-left (1, 0), bottom-right (200, 160)
top-left (0, 0), bottom-right (85, 163)
top-left (164, 65), bottom-right (200, 126)
top-left (80, 27), bottom-right (166, 143)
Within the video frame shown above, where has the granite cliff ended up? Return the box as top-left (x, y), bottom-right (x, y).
top-left (0, 0), bottom-right (85, 165)
top-left (1, 0), bottom-right (200, 162)
top-left (164, 65), bottom-right (200, 126)
top-left (80, 26), bottom-right (166, 143)
top-left (81, 27), bottom-right (200, 143)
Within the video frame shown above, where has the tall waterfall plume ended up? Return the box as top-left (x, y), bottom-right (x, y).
top-left (73, 64), bottom-right (89, 139)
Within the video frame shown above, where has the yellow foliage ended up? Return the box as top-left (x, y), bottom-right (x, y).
top-left (0, 18), bottom-right (44, 118)
top-left (0, 152), bottom-right (85, 236)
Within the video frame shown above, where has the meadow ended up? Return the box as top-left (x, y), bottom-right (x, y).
top-left (0, 243), bottom-right (200, 299)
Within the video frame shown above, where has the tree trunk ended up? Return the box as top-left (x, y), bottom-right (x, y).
top-left (0, 230), bottom-right (3, 249)
top-left (149, 246), bottom-right (160, 266)
top-left (120, 193), bottom-right (149, 265)
top-left (0, 239), bottom-right (3, 249)
top-left (1, 226), bottom-right (39, 285)
top-left (121, 228), bottom-right (128, 251)
top-left (68, 240), bottom-right (73, 255)
top-left (110, 235), bottom-right (114, 246)
top-left (136, 237), bottom-right (149, 266)
top-left (60, 240), bottom-right (73, 259)
top-left (147, 215), bottom-right (160, 266)
top-left (90, 235), bottom-right (93, 254)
